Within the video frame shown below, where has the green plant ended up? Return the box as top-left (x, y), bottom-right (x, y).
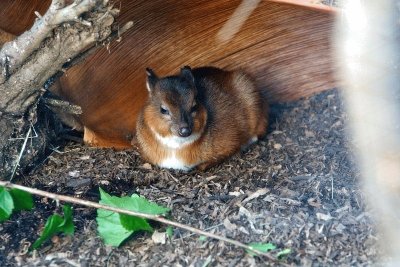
top-left (0, 182), bottom-right (290, 263)
top-left (31, 204), bottom-right (75, 250)
top-left (247, 242), bottom-right (291, 259)
top-left (96, 188), bottom-right (170, 246)
top-left (0, 186), bottom-right (33, 222)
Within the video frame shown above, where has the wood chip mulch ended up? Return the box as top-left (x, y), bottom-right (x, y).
top-left (0, 89), bottom-right (380, 266)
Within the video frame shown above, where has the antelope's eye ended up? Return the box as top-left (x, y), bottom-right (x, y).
top-left (190, 104), bottom-right (198, 113)
top-left (160, 106), bottom-right (169, 115)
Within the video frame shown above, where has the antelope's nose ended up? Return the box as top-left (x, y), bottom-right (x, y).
top-left (178, 127), bottom-right (192, 137)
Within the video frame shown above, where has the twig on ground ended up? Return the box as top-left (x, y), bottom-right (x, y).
top-left (9, 127), bottom-right (32, 182)
top-left (179, 223), bottom-right (224, 240)
top-left (0, 181), bottom-right (285, 264)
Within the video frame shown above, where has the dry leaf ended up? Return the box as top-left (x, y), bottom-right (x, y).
top-left (68, 170), bottom-right (80, 177)
top-left (223, 218), bottom-right (237, 231)
top-left (151, 231), bottom-right (166, 244)
top-left (242, 188), bottom-right (269, 203)
top-left (142, 163), bottom-right (152, 170)
top-left (316, 212), bottom-right (333, 221)
top-left (274, 143), bottom-right (282, 150)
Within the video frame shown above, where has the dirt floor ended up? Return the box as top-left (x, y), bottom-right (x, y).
top-left (0, 88), bottom-right (380, 266)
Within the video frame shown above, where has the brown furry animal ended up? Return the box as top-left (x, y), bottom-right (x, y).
top-left (135, 66), bottom-right (269, 171)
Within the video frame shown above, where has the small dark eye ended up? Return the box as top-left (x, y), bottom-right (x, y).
top-left (190, 104), bottom-right (198, 113)
top-left (160, 106), bottom-right (169, 115)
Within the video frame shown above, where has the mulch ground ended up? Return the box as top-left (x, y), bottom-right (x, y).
top-left (0, 89), bottom-right (380, 266)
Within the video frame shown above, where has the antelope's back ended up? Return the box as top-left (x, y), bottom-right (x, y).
top-left (0, 0), bottom-right (336, 148)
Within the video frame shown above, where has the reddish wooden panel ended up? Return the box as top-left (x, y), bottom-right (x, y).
top-left (0, 0), bottom-right (50, 35)
top-left (0, 0), bottom-right (336, 148)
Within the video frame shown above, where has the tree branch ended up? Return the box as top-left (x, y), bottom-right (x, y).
top-left (0, 180), bottom-right (284, 264)
top-left (42, 97), bottom-right (82, 115)
top-left (0, 0), bottom-right (102, 80)
top-left (0, 2), bottom-right (132, 115)
top-left (0, 0), bottom-right (132, 178)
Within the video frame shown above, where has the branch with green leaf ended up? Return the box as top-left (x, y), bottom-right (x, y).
top-left (97, 188), bottom-right (170, 246)
top-left (0, 181), bottom-right (290, 263)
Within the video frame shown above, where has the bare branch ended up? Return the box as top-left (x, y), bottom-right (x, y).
top-left (0, 180), bottom-right (284, 264)
top-left (0, 1), bottom-right (132, 178)
top-left (0, 0), bottom-right (101, 81)
top-left (51, 0), bottom-right (98, 25)
top-left (63, 20), bottom-right (133, 68)
top-left (0, 6), bottom-right (133, 115)
top-left (42, 97), bottom-right (82, 115)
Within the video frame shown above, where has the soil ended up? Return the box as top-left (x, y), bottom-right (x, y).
top-left (0, 89), bottom-right (380, 266)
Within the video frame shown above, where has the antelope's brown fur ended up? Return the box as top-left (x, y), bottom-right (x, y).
top-left (0, 0), bottom-right (336, 148)
top-left (136, 66), bottom-right (268, 170)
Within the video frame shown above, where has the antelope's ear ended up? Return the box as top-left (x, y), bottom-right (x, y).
top-left (180, 66), bottom-right (195, 86)
top-left (146, 67), bottom-right (158, 92)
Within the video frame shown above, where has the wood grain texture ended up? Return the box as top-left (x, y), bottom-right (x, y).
top-left (0, 1), bottom-right (50, 35)
top-left (0, 0), bottom-right (337, 148)
top-left (0, 29), bottom-right (14, 47)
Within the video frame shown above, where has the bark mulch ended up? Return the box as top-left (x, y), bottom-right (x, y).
top-left (0, 89), bottom-right (379, 266)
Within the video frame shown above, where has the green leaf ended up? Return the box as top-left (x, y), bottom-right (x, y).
top-left (31, 204), bottom-right (75, 250)
top-left (125, 194), bottom-right (170, 215)
top-left (96, 188), bottom-right (170, 246)
top-left (9, 188), bottom-right (34, 211)
top-left (166, 226), bottom-right (173, 238)
top-left (119, 214), bottom-right (153, 232)
top-left (277, 248), bottom-right (291, 258)
top-left (58, 205), bottom-right (75, 235)
top-left (0, 187), bottom-right (14, 222)
top-left (31, 214), bottom-right (63, 249)
top-left (198, 236), bottom-right (207, 242)
top-left (97, 208), bottom-right (134, 246)
top-left (97, 188), bottom-right (138, 246)
top-left (118, 194), bottom-right (169, 232)
top-left (246, 242), bottom-right (277, 256)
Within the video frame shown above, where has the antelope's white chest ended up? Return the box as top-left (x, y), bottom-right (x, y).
top-left (159, 152), bottom-right (196, 171)
top-left (153, 130), bottom-right (201, 149)
top-left (149, 127), bottom-right (202, 171)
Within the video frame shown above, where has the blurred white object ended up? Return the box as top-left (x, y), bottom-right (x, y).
top-left (336, 0), bottom-right (400, 265)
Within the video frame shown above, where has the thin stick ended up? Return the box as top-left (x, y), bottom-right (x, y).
top-left (0, 181), bottom-right (285, 264)
top-left (10, 127), bottom-right (32, 182)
